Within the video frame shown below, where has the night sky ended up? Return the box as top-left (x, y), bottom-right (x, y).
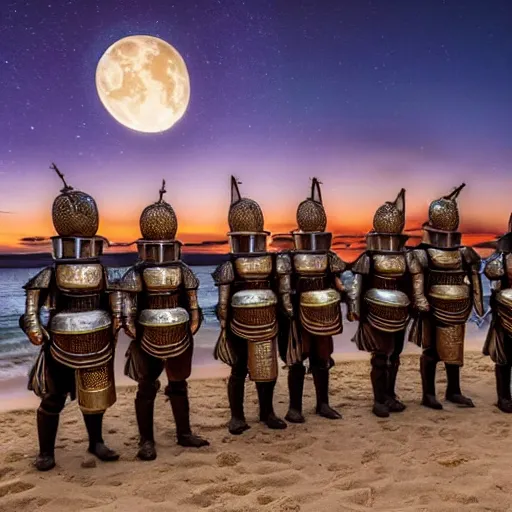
top-left (1, 0), bottom-right (511, 254)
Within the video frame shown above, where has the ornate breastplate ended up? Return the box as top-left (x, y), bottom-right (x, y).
top-left (234, 255), bottom-right (273, 280)
top-left (293, 253), bottom-right (328, 276)
top-left (371, 253), bottom-right (406, 291)
top-left (55, 264), bottom-right (104, 293)
top-left (142, 266), bottom-right (182, 292)
top-left (427, 248), bottom-right (462, 270)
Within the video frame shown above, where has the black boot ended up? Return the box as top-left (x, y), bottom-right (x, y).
top-left (495, 365), bottom-right (512, 413)
top-left (256, 381), bottom-right (287, 429)
top-left (135, 398), bottom-right (157, 460)
top-left (285, 364), bottom-right (306, 423)
top-left (35, 408), bottom-right (59, 471)
top-left (445, 364), bottom-right (474, 407)
top-left (370, 353), bottom-right (390, 418)
top-left (227, 374), bottom-right (250, 435)
top-left (420, 353), bottom-right (443, 409)
top-left (386, 358), bottom-right (406, 412)
top-left (311, 367), bottom-right (342, 419)
top-left (167, 381), bottom-right (209, 447)
top-left (83, 413), bottom-right (120, 461)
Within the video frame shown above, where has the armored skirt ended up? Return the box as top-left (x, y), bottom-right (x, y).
top-left (483, 290), bottom-right (512, 365)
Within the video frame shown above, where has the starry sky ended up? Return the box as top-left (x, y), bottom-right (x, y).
top-left (1, 0), bottom-right (511, 257)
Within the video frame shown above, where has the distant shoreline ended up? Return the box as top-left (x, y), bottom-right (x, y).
top-left (0, 251), bottom-right (230, 268)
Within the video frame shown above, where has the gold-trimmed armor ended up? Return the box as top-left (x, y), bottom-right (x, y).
top-left (409, 184), bottom-right (483, 410)
top-left (482, 214), bottom-right (512, 413)
top-left (213, 176), bottom-right (286, 434)
top-left (277, 178), bottom-right (347, 423)
top-left (120, 180), bottom-right (209, 459)
top-left (348, 189), bottom-right (426, 418)
top-left (20, 164), bottom-right (121, 471)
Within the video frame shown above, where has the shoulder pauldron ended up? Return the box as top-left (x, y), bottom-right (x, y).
top-left (405, 251), bottom-right (422, 274)
top-left (23, 266), bottom-right (53, 290)
top-left (350, 253), bottom-right (370, 275)
top-left (484, 252), bottom-right (504, 280)
top-left (119, 267), bottom-right (143, 292)
top-left (276, 253), bottom-right (292, 274)
top-left (212, 260), bottom-right (235, 285)
top-left (460, 246), bottom-right (481, 267)
top-left (328, 251), bottom-right (347, 274)
top-left (180, 262), bottom-right (200, 289)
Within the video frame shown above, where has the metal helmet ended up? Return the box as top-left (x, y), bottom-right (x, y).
top-left (139, 180), bottom-right (178, 240)
top-left (427, 183), bottom-right (465, 232)
top-left (228, 176), bottom-right (265, 233)
top-left (50, 163), bottom-right (99, 237)
top-left (296, 178), bottom-right (327, 232)
top-left (372, 188), bottom-right (406, 234)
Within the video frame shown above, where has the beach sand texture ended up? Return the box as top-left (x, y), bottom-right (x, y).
top-left (0, 351), bottom-right (511, 512)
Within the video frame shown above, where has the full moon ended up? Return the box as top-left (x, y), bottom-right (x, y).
top-left (95, 35), bottom-right (190, 133)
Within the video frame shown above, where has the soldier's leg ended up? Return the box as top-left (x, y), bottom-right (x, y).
top-left (370, 351), bottom-right (390, 418)
top-left (495, 363), bottom-right (512, 413)
top-left (36, 393), bottom-right (67, 471)
top-left (309, 336), bottom-right (341, 420)
top-left (130, 343), bottom-right (163, 461)
top-left (164, 345), bottom-right (209, 447)
top-left (255, 379), bottom-right (287, 430)
top-left (227, 338), bottom-right (250, 435)
top-left (387, 333), bottom-right (406, 413)
top-left (83, 412), bottom-right (120, 461)
top-left (285, 362), bottom-right (306, 423)
top-left (445, 363), bottom-right (474, 407)
top-left (420, 347), bottom-right (443, 409)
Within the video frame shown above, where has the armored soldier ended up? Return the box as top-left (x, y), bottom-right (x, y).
top-left (409, 184), bottom-right (484, 409)
top-left (120, 181), bottom-right (209, 461)
top-left (20, 164), bottom-right (120, 471)
top-left (482, 214), bottom-right (512, 413)
top-left (277, 178), bottom-right (346, 423)
top-left (213, 177), bottom-right (287, 435)
top-left (348, 189), bottom-right (429, 417)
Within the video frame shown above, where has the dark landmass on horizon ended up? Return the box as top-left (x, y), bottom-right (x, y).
top-left (0, 252), bottom-right (231, 269)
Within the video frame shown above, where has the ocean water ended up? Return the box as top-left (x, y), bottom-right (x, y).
top-left (0, 266), bottom-right (492, 380)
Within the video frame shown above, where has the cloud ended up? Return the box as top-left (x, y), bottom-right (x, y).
top-left (18, 236), bottom-right (51, 247)
top-left (184, 239), bottom-right (228, 247)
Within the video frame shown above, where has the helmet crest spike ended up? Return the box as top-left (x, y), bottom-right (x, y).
top-left (310, 177), bottom-right (323, 204)
top-left (158, 179), bottom-right (167, 203)
top-left (50, 162), bottom-right (73, 193)
top-left (230, 175), bottom-right (242, 205)
top-left (393, 188), bottom-right (406, 214)
top-left (443, 183), bottom-right (466, 201)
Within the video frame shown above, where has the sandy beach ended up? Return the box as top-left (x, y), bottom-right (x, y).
top-left (1, 324), bottom-right (509, 512)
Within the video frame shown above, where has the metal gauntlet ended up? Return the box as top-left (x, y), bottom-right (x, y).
top-left (24, 289), bottom-right (46, 346)
top-left (411, 272), bottom-right (429, 312)
top-left (217, 284), bottom-right (230, 327)
top-left (279, 274), bottom-right (293, 317)
top-left (187, 290), bottom-right (202, 335)
top-left (109, 291), bottom-right (123, 338)
top-left (346, 274), bottom-right (362, 320)
top-left (122, 292), bottom-right (137, 339)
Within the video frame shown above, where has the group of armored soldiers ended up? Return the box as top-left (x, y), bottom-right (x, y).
top-left (19, 165), bottom-right (512, 472)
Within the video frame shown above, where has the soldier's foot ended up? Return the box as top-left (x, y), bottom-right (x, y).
top-left (285, 408), bottom-right (305, 423)
top-left (177, 434), bottom-right (210, 448)
top-left (497, 398), bottom-right (512, 413)
top-left (316, 403), bottom-right (342, 420)
top-left (421, 394), bottom-right (443, 410)
top-left (228, 417), bottom-right (251, 435)
top-left (386, 397), bottom-right (406, 413)
top-left (35, 453), bottom-right (56, 471)
top-left (137, 440), bottom-right (157, 461)
top-left (263, 413), bottom-right (287, 430)
top-left (372, 402), bottom-right (390, 418)
top-left (446, 393), bottom-right (474, 407)
top-left (88, 442), bottom-right (120, 462)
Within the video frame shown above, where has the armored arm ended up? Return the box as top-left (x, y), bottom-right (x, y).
top-left (328, 250), bottom-right (347, 294)
top-left (22, 267), bottom-right (52, 346)
top-left (276, 253), bottom-right (293, 317)
top-left (104, 268), bottom-right (126, 340)
top-left (212, 261), bottom-right (235, 329)
top-left (346, 253), bottom-right (370, 321)
top-left (406, 250), bottom-right (429, 312)
top-left (461, 246), bottom-right (485, 318)
top-left (181, 263), bottom-right (202, 335)
top-left (119, 268), bottom-right (142, 339)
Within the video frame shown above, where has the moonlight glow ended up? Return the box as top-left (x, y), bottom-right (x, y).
top-left (95, 35), bottom-right (190, 133)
